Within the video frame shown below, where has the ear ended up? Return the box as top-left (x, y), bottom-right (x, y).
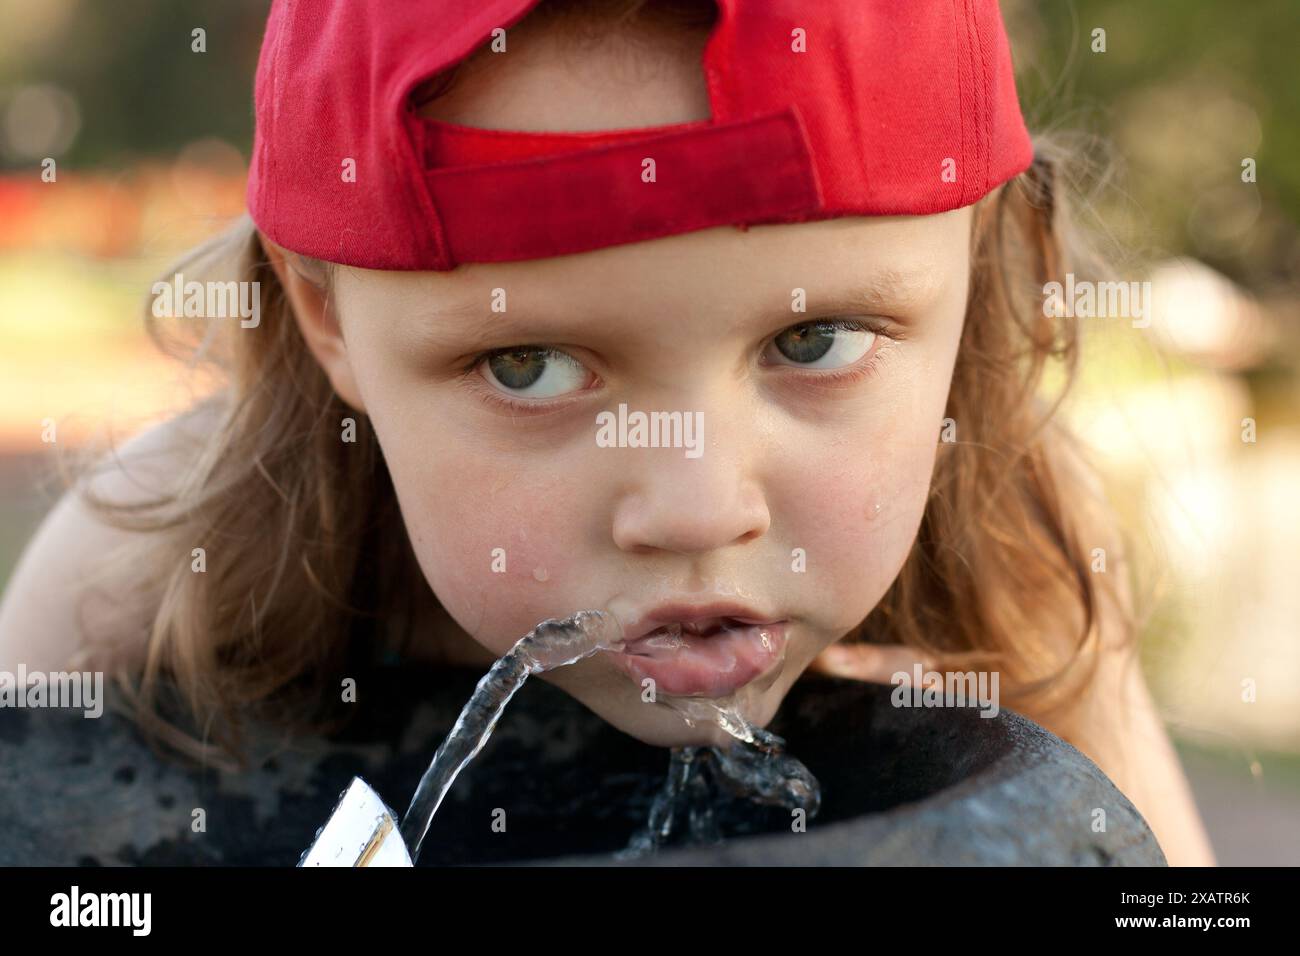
top-left (258, 232), bottom-right (367, 413)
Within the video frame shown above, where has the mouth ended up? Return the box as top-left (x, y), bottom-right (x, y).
top-left (619, 600), bottom-right (783, 643)
top-left (608, 601), bottom-right (789, 698)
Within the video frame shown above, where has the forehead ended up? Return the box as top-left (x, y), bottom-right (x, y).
top-left (418, 4), bottom-right (715, 132)
top-left (336, 208), bottom-right (973, 322)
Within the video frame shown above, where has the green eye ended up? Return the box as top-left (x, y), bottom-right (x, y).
top-left (480, 347), bottom-right (589, 398)
top-left (487, 349), bottom-right (547, 389)
top-left (768, 320), bottom-right (876, 369)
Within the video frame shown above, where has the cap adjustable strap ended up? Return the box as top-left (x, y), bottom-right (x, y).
top-left (416, 105), bottom-right (823, 267)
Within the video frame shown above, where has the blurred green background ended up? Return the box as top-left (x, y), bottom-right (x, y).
top-left (0, 0), bottom-right (1297, 863)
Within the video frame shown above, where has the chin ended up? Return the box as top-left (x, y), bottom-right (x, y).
top-left (605, 679), bottom-right (788, 750)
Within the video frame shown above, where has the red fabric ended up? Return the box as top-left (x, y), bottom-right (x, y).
top-left (247, 0), bottom-right (1034, 271)
top-left (422, 117), bottom-right (708, 167)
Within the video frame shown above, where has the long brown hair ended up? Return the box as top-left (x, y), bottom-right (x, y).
top-left (69, 0), bottom-right (1136, 768)
top-left (844, 139), bottom-right (1136, 726)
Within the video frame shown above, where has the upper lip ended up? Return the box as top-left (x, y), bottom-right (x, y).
top-left (621, 600), bottom-right (785, 644)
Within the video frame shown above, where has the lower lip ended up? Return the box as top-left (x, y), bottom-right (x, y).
top-left (607, 622), bottom-right (788, 698)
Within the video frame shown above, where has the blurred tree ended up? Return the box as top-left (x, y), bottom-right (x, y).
top-left (1009, 0), bottom-right (1300, 289)
top-left (0, 0), bottom-right (268, 168)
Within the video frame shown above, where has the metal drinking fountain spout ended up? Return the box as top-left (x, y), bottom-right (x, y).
top-left (298, 777), bottom-right (413, 867)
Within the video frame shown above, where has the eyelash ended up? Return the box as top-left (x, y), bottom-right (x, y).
top-left (458, 318), bottom-right (903, 414)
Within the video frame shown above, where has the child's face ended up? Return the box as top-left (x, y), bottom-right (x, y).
top-left (325, 206), bottom-right (972, 747)
top-left (297, 15), bottom-right (973, 747)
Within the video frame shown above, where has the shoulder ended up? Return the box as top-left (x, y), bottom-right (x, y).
top-left (1035, 638), bottom-right (1217, 865)
top-left (1017, 447), bottom-right (1218, 864)
top-left (0, 398), bottom-right (226, 674)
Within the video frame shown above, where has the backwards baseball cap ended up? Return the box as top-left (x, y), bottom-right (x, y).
top-left (247, 0), bottom-right (1033, 272)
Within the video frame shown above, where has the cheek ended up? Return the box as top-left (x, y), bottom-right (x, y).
top-left (388, 439), bottom-right (594, 654)
top-left (772, 375), bottom-right (947, 628)
top-left (342, 338), bottom-right (599, 652)
top-left (778, 438), bottom-right (935, 622)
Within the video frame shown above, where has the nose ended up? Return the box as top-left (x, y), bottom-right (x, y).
top-left (610, 441), bottom-right (771, 556)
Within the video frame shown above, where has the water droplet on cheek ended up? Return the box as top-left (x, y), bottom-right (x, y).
top-left (532, 567), bottom-right (549, 583)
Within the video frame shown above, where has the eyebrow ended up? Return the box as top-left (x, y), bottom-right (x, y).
top-left (409, 265), bottom-right (943, 352)
top-left (814, 266), bottom-right (945, 315)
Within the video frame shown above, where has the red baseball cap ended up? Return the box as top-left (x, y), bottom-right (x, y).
top-left (247, 0), bottom-right (1034, 271)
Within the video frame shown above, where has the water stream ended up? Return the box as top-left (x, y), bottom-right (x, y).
top-left (398, 608), bottom-right (821, 864)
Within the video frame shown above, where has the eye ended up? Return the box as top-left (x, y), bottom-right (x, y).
top-left (764, 319), bottom-right (877, 370)
top-left (478, 347), bottom-right (591, 399)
